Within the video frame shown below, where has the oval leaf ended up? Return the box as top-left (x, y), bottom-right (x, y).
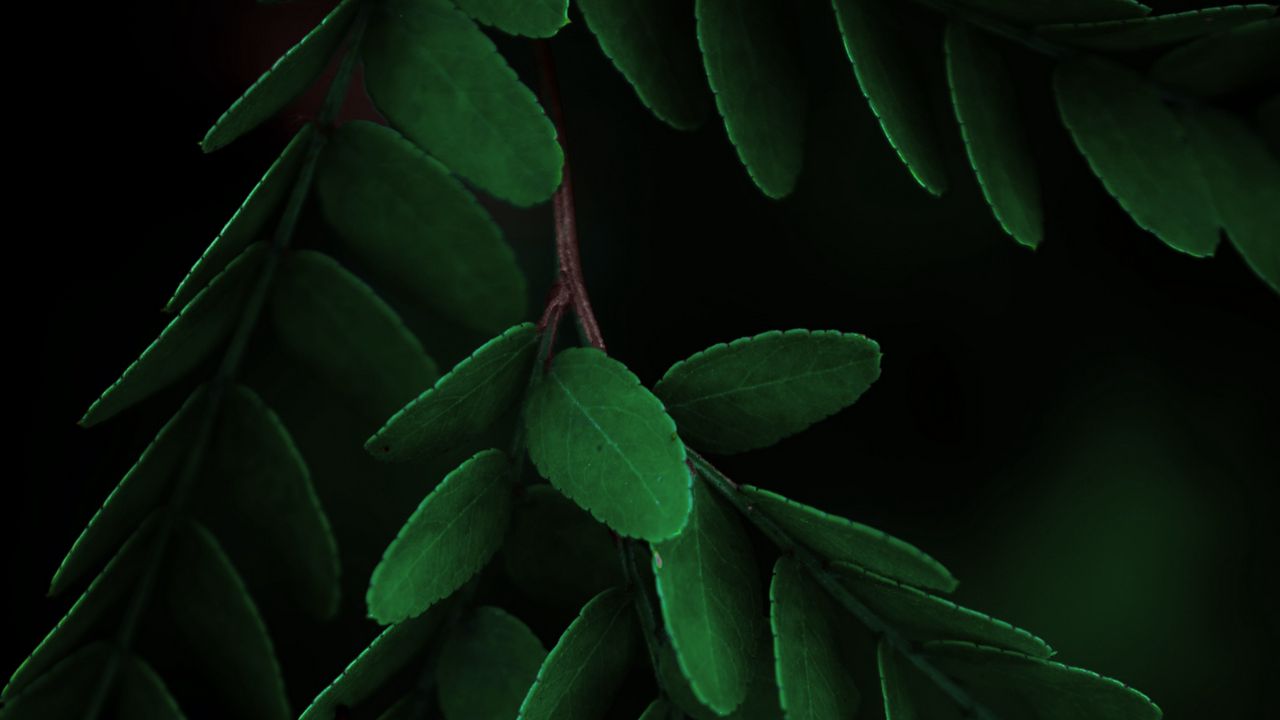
top-left (367, 449), bottom-right (514, 624)
top-left (80, 243), bottom-right (266, 427)
top-left (953, 0), bottom-right (1150, 25)
top-left (438, 606), bottom-right (547, 720)
top-left (368, 323), bottom-right (538, 462)
top-left (577, 0), bottom-right (711, 130)
top-left (653, 479), bottom-right (763, 714)
top-left (1054, 56), bottom-right (1219, 257)
top-left (517, 588), bottom-right (638, 720)
top-left (504, 484), bottom-right (623, 610)
top-left (695, 0), bottom-right (806, 198)
top-left (832, 0), bottom-right (948, 196)
top-left (201, 0), bottom-right (359, 151)
top-left (741, 485), bottom-right (956, 592)
top-left (362, 0), bottom-right (562, 205)
top-left (1037, 5), bottom-right (1278, 51)
top-left (944, 22), bottom-right (1043, 248)
top-left (454, 0), bottom-right (568, 38)
top-left (770, 556), bottom-right (861, 720)
top-left (270, 250), bottom-right (439, 420)
top-left (524, 347), bottom-right (693, 541)
top-left (315, 120), bottom-right (528, 332)
top-left (1150, 17), bottom-right (1280, 97)
top-left (653, 329), bottom-right (881, 455)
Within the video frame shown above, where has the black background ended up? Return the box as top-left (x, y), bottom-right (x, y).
top-left (8, 1), bottom-right (1278, 718)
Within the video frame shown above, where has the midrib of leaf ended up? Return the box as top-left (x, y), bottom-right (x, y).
top-left (381, 478), bottom-right (496, 602)
top-left (664, 356), bottom-right (868, 409)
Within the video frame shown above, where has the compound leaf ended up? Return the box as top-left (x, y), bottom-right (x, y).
top-left (270, 250), bottom-right (439, 420)
top-left (316, 120), bottom-right (528, 332)
top-left (1150, 17), bottom-right (1280, 97)
top-left (524, 347), bottom-right (693, 542)
top-left (454, 0), bottom-right (568, 37)
top-left (504, 484), bottom-right (623, 610)
top-left (770, 556), bottom-right (861, 720)
top-left (201, 0), bottom-right (359, 151)
top-left (1054, 56), bottom-right (1219, 257)
top-left (653, 479), bottom-right (763, 715)
top-left (741, 485), bottom-right (956, 592)
top-left (577, 0), bottom-right (711, 130)
top-left (953, 0), bottom-right (1150, 25)
top-left (366, 449), bottom-right (513, 624)
top-left (944, 22), bottom-right (1042, 248)
top-left (517, 588), bottom-right (638, 720)
top-left (368, 323), bottom-right (538, 462)
top-left (80, 243), bottom-right (266, 427)
top-left (832, 0), bottom-right (948, 196)
top-left (654, 330), bottom-right (881, 455)
top-left (363, 0), bottom-right (562, 205)
top-left (695, 0), bottom-right (806, 198)
top-left (438, 606), bottom-right (547, 720)
top-left (1037, 5), bottom-right (1277, 50)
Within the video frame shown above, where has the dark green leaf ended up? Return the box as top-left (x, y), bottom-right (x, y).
top-left (1038, 5), bottom-right (1277, 50)
top-left (832, 0), bottom-right (948, 196)
top-left (316, 121), bottom-right (528, 332)
top-left (117, 655), bottom-right (187, 720)
top-left (190, 384), bottom-right (340, 619)
top-left (454, 0), bottom-right (568, 37)
top-left (877, 640), bottom-right (954, 720)
top-left (80, 243), bottom-right (266, 427)
top-left (270, 250), bottom-right (439, 420)
top-left (653, 480), bottom-right (763, 714)
top-left (577, 0), bottom-right (711, 130)
top-left (367, 449), bottom-right (513, 624)
top-left (377, 696), bottom-right (421, 720)
top-left (944, 22), bottom-right (1042, 248)
top-left (923, 641), bottom-right (1163, 719)
top-left (1054, 56), bottom-right (1219, 256)
top-left (837, 563), bottom-right (1052, 656)
top-left (740, 485), bottom-right (956, 592)
top-left (695, 0), bottom-right (806, 198)
top-left (170, 125), bottom-right (313, 311)
top-left (0, 644), bottom-right (109, 720)
top-left (524, 347), bottom-right (693, 541)
top-left (659, 608), bottom-right (782, 720)
top-left (1260, 94), bottom-right (1280, 154)
top-left (1151, 17), bottom-right (1280, 97)
top-left (954, 0), bottom-right (1150, 25)
top-left (504, 484), bottom-right (623, 609)
top-left (367, 323), bottom-right (538, 462)
top-left (438, 606), bottom-right (547, 720)
top-left (299, 609), bottom-right (445, 720)
top-left (362, 0), bottom-right (562, 205)
top-left (159, 520), bottom-right (290, 720)
top-left (201, 0), bottom-right (359, 151)
top-left (517, 588), bottom-right (638, 720)
top-left (654, 330), bottom-right (881, 455)
top-left (769, 556), bottom-right (861, 720)
top-left (638, 698), bottom-right (679, 720)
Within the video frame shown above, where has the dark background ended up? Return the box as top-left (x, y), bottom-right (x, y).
top-left (8, 0), bottom-right (1277, 718)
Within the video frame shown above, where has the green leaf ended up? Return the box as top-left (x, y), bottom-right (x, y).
top-left (438, 606), bottom-right (547, 720)
top-left (201, 0), bottom-right (359, 152)
top-left (695, 0), bottom-right (806, 198)
top-left (158, 520), bottom-right (290, 720)
top-left (659, 631), bottom-right (782, 720)
top-left (577, 0), bottom-right (711, 130)
top-left (832, 0), bottom-right (948, 196)
top-left (4, 517), bottom-right (156, 699)
top-left (362, 0), bottom-right (562, 205)
top-left (922, 641), bottom-right (1163, 719)
top-left (877, 640), bottom-right (952, 720)
top-left (366, 449), bottom-right (514, 624)
top-left (517, 588), bottom-right (638, 720)
top-left (117, 655), bottom-right (188, 720)
top-left (454, 0), bottom-right (568, 37)
top-left (653, 479), bottom-right (763, 714)
top-left (270, 250), bottom-right (439, 420)
top-left (299, 609), bottom-right (446, 720)
top-left (953, 0), bottom-right (1150, 25)
top-left (740, 485), bottom-right (956, 592)
top-left (504, 484), bottom-right (623, 610)
top-left (1150, 17), bottom-right (1280, 97)
top-left (1037, 5), bottom-right (1277, 51)
top-left (368, 323), bottom-right (538, 462)
top-left (769, 556), bottom-right (861, 720)
top-left (836, 563), bottom-right (1052, 657)
top-left (189, 384), bottom-right (340, 619)
top-left (1179, 108), bottom-right (1280, 293)
top-left (944, 22), bottom-right (1043, 248)
top-left (1054, 56), bottom-right (1219, 257)
top-left (524, 347), bottom-right (693, 541)
top-left (638, 699), bottom-right (678, 720)
top-left (80, 243), bottom-right (266, 427)
top-left (653, 330), bottom-right (881, 455)
top-left (170, 125), bottom-right (314, 312)
top-left (315, 121), bottom-right (528, 332)
top-left (0, 644), bottom-right (109, 720)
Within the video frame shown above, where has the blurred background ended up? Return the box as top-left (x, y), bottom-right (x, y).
top-left (7, 0), bottom-right (1277, 717)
